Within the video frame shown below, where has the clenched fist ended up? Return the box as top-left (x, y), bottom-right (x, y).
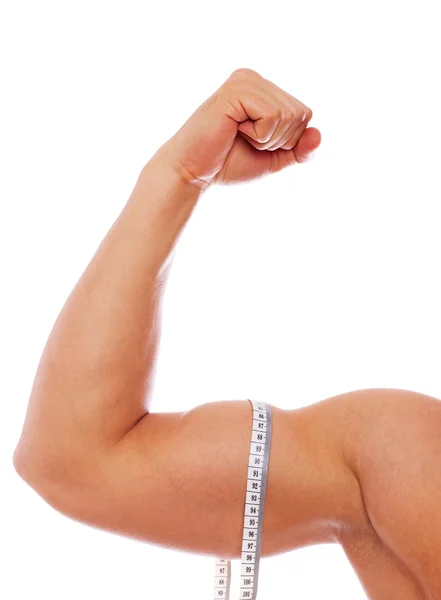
top-left (156, 68), bottom-right (321, 190)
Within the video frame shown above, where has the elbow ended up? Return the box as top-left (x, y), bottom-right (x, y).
top-left (12, 440), bottom-right (51, 484)
top-left (12, 444), bottom-right (33, 483)
top-left (12, 443), bottom-right (52, 497)
top-left (12, 443), bottom-right (76, 513)
top-left (12, 441), bottom-right (102, 523)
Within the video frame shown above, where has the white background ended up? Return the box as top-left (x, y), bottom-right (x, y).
top-left (1, 0), bottom-right (440, 598)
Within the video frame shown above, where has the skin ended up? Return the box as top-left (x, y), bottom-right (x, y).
top-left (13, 68), bottom-right (441, 599)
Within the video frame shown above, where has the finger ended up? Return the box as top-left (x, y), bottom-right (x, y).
top-left (293, 125), bottom-right (321, 161)
top-left (251, 106), bottom-right (296, 151)
top-left (222, 80), bottom-right (282, 144)
top-left (227, 70), bottom-right (282, 143)
top-left (267, 106), bottom-right (311, 151)
top-left (238, 107), bottom-right (299, 151)
top-left (279, 119), bottom-right (310, 151)
top-left (280, 104), bottom-right (313, 150)
top-left (258, 77), bottom-right (313, 150)
top-left (229, 74), bottom-right (297, 147)
top-left (237, 111), bottom-right (280, 144)
top-left (224, 70), bottom-right (313, 151)
top-left (270, 127), bottom-right (321, 172)
top-left (240, 102), bottom-right (312, 152)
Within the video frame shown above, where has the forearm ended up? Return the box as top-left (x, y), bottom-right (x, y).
top-left (15, 149), bottom-right (204, 471)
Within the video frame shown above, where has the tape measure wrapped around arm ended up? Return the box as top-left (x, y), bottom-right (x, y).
top-left (213, 399), bottom-right (273, 600)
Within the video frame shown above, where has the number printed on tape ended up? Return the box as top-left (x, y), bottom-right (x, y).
top-left (213, 400), bottom-right (272, 600)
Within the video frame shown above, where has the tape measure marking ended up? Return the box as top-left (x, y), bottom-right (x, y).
top-left (214, 399), bottom-right (272, 600)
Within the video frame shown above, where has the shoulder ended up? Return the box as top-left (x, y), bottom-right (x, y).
top-left (331, 388), bottom-right (441, 596)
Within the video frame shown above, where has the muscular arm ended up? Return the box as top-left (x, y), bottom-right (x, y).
top-left (12, 143), bottom-right (356, 553)
top-left (11, 73), bottom-right (356, 557)
top-left (12, 67), bottom-right (320, 484)
top-left (16, 398), bottom-right (360, 557)
top-left (12, 69), bottom-right (441, 599)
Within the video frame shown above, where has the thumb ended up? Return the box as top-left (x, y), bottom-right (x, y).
top-left (271, 127), bottom-right (322, 172)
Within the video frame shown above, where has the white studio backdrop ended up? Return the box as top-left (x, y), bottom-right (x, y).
top-left (1, 0), bottom-right (440, 598)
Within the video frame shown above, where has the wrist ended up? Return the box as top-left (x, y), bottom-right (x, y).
top-left (132, 159), bottom-right (203, 213)
top-left (147, 142), bottom-right (212, 195)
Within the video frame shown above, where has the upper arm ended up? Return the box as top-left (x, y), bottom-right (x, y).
top-left (34, 398), bottom-right (356, 558)
top-left (16, 388), bottom-right (441, 595)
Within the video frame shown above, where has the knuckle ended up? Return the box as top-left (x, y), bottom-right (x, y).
top-left (232, 67), bottom-right (259, 78)
top-left (220, 79), bottom-right (236, 94)
top-left (296, 108), bottom-right (308, 124)
top-left (271, 106), bottom-right (283, 120)
top-left (218, 78), bottom-right (242, 100)
top-left (284, 110), bottom-right (294, 122)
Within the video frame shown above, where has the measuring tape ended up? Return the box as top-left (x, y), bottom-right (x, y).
top-left (213, 399), bottom-right (273, 600)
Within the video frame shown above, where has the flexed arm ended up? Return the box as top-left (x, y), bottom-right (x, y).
top-left (13, 68), bottom-right (320, 483)
top-left (13, 68), bottom-right (441, 598)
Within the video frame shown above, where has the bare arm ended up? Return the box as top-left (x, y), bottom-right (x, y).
top-left (15, 379), bottom-right (441, 599)
top-left (13, 67), bottom-right (320, 478)
top-left (15, 398), bottom-right (359, 558)
top-left (12, 67), bottom-right (441, 599)
top-left (13, 154), bottom-right (202, 475)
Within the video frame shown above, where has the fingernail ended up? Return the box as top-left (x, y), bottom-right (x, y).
top-left (304, 151), bottom-right (315, 161)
